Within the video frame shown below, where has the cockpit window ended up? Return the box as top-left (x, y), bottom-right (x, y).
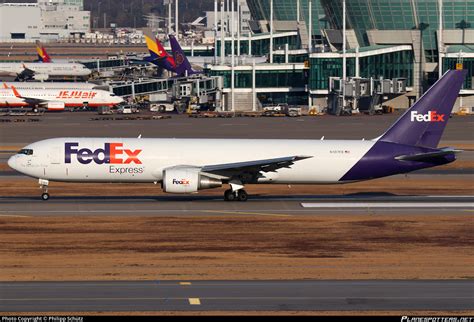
top-left (18, 149), bottom-right (33, 155)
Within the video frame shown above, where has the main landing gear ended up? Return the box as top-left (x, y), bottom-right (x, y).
top-left (224, 181), bottom-right (248, 202)
top-left (224, 189), bottom-right (248, 202)
top-left (39, 179), bottom-right (49, 201)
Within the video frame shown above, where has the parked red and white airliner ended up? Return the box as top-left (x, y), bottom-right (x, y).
top-left (0, 86), bottom-right (123, 111)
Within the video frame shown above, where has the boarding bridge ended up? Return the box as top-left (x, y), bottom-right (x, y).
top-left (327, 77), bottom-right (407, 115)
top-left (171, 76), bottom-right (224, 112)
top-left (109, 78), bottom-right (172, 97)
top-left (81, 58), bottom-right (148, 71)
top-left (108, 75), bottom-right (224, 111)
top-left (81, 58), bottom-right (151, 78)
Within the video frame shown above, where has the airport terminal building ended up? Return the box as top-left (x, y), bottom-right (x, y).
top-left (0, 0), bottom-right (90, 42)
top-left (0, 0), bottom-right (472, 113)
top-left (209, 0), bottom-right (474, 113)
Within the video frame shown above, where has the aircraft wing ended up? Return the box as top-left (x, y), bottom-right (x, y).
top-left (16, 64), bottom-right (36, 80)
top-left (395, 148), bottom-right (462, 162)
top-left (201, 155), bottom-right (312, 179)
top-left (10, 85), bottom-right (47, 105)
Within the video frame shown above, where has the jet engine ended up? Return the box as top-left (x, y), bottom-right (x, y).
top-left (44, 101), bottom-right (65, 111)
top-left (162, 167), bottom-right (222, 193)
top-left (33, 74), bottom-right (49, 81)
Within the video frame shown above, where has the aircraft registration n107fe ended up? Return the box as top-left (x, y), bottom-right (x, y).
top-left (8, 70), bottom-right (467, 201)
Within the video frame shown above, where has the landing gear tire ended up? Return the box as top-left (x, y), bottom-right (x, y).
top-left (224, 189), bottom-right (248, 202)
top-left (224, 189), bottom-right (235, 202)
top-left (237, 190), bottom-right (248, 202)
top-left (41, 193), bottom-right (50, 201)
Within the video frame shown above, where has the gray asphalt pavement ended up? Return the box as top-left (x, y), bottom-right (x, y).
top-left (1, 112), bottom-right (473, 144)
top-left (1, 280), bottom-right (472, 312)
top-left (0, 195), bottom-right (472, 217)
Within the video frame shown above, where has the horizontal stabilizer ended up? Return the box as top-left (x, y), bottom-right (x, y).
top-left (395, 149), bottom-right (462, 162)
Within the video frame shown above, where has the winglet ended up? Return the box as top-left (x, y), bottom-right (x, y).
top-left (11, 85), bottom-right (21, 98)
top-left (3, 83), bottom-right (9, 89)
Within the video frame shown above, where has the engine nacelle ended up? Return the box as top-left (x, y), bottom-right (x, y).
top-left (33, 74), bottom-right (49, 81)
top-left (162, 167), bottom-right (222, 194)
top-left (45, 101), bottom-right (65, 111)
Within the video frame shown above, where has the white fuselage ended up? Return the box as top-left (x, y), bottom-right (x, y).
top-left (7, 138), bottom-right (375, 184)
top-left (3, 82), bottom-right (98, 90)
top-left (0, 89), bottom-right (123, 108)
top-left (0, 62), bottom-right (91, 77)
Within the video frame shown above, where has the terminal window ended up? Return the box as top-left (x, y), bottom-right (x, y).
top-left (10, 33), bottom-right (26, 39)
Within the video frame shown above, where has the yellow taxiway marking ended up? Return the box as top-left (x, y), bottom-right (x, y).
top-left (180, 282), bottom-right (192, 286)
top-left (188, 298), bottom-right (201, 305)
top-left (202, 210), bottom-right (292, 218)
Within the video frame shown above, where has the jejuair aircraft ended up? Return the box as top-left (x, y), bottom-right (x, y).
top-left (8, 69), bottom-right (467, 201)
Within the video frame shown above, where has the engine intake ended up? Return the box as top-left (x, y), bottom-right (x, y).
top-left (162, 167), bottom-right (222, 193)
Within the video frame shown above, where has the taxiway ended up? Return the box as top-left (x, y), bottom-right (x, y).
top-left (1, 280), bottom-right (472, 312)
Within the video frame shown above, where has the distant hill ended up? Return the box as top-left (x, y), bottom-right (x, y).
top-left (1, 0), bottom-right (215, 28)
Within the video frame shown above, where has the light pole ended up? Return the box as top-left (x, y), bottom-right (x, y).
top-left (342, 0), bottom-right (346, 111)
top-left (220, 0), bottom-right (225, 65)
top-left (175, 0), bottom-right (179, 36)
top-left (166, 0), bottom-right (172, 35)
top-left (214, 0), bottom-right (218, 64)
top-left (418, 22), bottom-right (429, 97)
top-left (97, 2), bottom-right (101, 29)
top-left (308, 0), bottom-right (312, 53)
top-left (438, 0), bottom-right (443, 79)
top-left (231, 0), bottom-right (235, 112)
top-left (269, 0), bottom-right (273, 63)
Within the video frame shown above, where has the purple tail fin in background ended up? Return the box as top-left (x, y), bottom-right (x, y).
top-left (378, 69), bottom-right (467, 148)
top-left (169, 34), bottom-right (196, 77)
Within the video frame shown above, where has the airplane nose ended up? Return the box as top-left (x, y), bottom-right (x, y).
top-left (7, 155), bottom-right (17, 171)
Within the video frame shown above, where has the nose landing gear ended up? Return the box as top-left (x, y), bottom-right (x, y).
top-left (39, 179), bottom-right (49, 201)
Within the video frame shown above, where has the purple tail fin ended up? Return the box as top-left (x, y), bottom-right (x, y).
top-left (169, 34), bottom-right (195, 77)
top-left (378, 69), bottom-right (467, 148)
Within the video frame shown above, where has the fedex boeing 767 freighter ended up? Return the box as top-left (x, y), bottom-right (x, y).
top-left (8, 70), bottom-right (467, 201)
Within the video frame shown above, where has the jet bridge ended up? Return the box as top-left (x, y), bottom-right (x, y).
top-left (108, 75), bottom-right (224, 111)
top-left (109, 78), bottom-right (172, 98)
top-left (327, 77), bottom-right (407, 115)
